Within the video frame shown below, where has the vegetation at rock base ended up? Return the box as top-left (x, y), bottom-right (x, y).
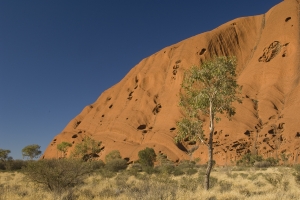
top-left (1, 163), bottom-right (300, 200)
top-left (21, 144), bottom-right (42, 160)
top-left (176, 56), bottom-right (242, 190)
top-left (71, 136), bottom-right (102, 161)
top-left (138, 147), bottom-right (157, 167)
top-left (22, 158), bottom-right (95, 198)
top-left (1, 144), bottom-right (300, 199)
top-left (57, 142), bottom-right (72, 158)
top-left (0, 149), bottom-right (11, 162)
top-left (105, 150), bottom-right (122, 163)
top-left (104, 150), bottom-right (127, 172)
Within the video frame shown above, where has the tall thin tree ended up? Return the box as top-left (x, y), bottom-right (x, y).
top-left (176, 56), bottom-right (242, 190)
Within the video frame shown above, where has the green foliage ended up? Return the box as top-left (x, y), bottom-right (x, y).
top-left (127, 163), bottom-right (143, 176)
top-left (105, 159), bottom-right (128, 172)
top-left (236, 153), bottom-right (263, 166)
top-left (0, 148), bottom-right (14, 170)
top-left (0, 159), bottom-right (27, 171)
top-left (0, 149), bottom-right (11, 161)
top-left (22, 159), bottom-right (94, 196)
top-left (21, 144), bottom-right (42, 160)
top-left (138, 147), bottom-right (156, 167)
top-left (237, 154), bottom-right (279, 168)
top-left (105, 150), bottom-right (122, 163)
top-left (156, 163), bottom-right (175, 175)
top-left (265, 157), bottom-right (279, 166)
top-left (176, 56), bottom-right (241, 190)
top-left (57, 142), bottom-right (72, 158)
top-left (89, 160), bottom-right (105, 170)
top-left (176, 56), bottom-right (241, 143)
top-left (280, 153), bottom-right (290, 165)
top-left (71, 136), bottom-right (102, 161)
top-left (173, 167), bottom-right (185, 176)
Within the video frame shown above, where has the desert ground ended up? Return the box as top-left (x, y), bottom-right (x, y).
top-left (1, 165), bottom-right (300, 200)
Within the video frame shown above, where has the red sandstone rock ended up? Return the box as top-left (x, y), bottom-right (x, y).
top-left (43, 0), bottom-right (300, 165)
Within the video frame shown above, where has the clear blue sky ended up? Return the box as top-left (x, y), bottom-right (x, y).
top-left (0, 0), bottom-right (282, 159)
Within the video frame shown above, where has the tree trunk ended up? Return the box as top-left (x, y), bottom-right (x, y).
top-left (204, 101), bottom-right (214, 190)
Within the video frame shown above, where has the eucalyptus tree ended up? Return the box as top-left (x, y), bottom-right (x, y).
top-left (57, 142), bottom-right (72, 158)
top-left (22, 144), bottom-right (42, 160)
top-left (0, 148), bottom-right (11, 161)
top-left (176, 56), bottom-right (242, 190)
top-left (71, 136), bottom-right (102, 161)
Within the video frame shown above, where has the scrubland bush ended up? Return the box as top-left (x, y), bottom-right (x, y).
top-left (71, 136), bottom-right (102, 161)
top-left (105, 150), bottom-right (122, 163)
top-left (156, 163), bottom-right (175, 174)
top-left (265, 157), bottom-right (279, 166)
top-left (105, 158), bottom-right (127, 172)
top-left (0, 159), bottom-right (27, 171)
top-left (138, 147), bottom-right (156, 167)
top-left (237, 153), bottom-right (279, 168)
top-left (22, 158), bottom-right (94, 196)
top-left (253, 160), bottom-right (271, 168)
top-left (236, 153), bottom-right (263, 166)
top-left (173, 167), bottom-right (185, 176)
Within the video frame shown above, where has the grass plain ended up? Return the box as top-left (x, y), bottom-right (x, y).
top-left (0, 165), bottom-right (300, 200)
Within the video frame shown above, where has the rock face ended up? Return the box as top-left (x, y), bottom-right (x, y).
top-left (43, 0), bottom-right (300, 165)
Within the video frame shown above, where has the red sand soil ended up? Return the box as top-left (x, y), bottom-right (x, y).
top-left (43, 0), bottom-right (300, 165)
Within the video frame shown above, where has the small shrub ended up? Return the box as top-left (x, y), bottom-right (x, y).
top-left (265, 157), bottom-right (279, 166)
top-left (138, 147), bottom-right (156, 167)
top-left (98, 168), bottom-right (116, 178)
top-left (90, 160), bottom-right (105, 170)
top-left (105, 158), bottom-right (127, 172)
top-left (22, 159), bottom-right (93, 196)
top-left (0, 161), bottom-right (5, 170)
top-left (156, 163), bottom-right (175, 174)
top-left (186, 168), bottom-right (198, 175)
top-left (254, 161), bottom-right (271, 168)
top-left (237, 153), bottom-right (263, 166)
top-left (142, 166), bottom-right (158, 174)
top-left (105, 150), bottom-right (122, 163)
top-left (127, 163), bottom-right (142, 176)
top-left (0, 159), bottom-right (27, 171)
top-left (173, 167), bottom-right (185, 176)
top-left (177, 160), bottom-right (196, 170)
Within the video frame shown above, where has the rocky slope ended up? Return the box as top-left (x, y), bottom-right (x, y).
top-left (43, 0), bottom-right (300, 165)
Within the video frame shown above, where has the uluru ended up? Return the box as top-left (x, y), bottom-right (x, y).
top-left (42, 0), bottom-right (300, 165)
